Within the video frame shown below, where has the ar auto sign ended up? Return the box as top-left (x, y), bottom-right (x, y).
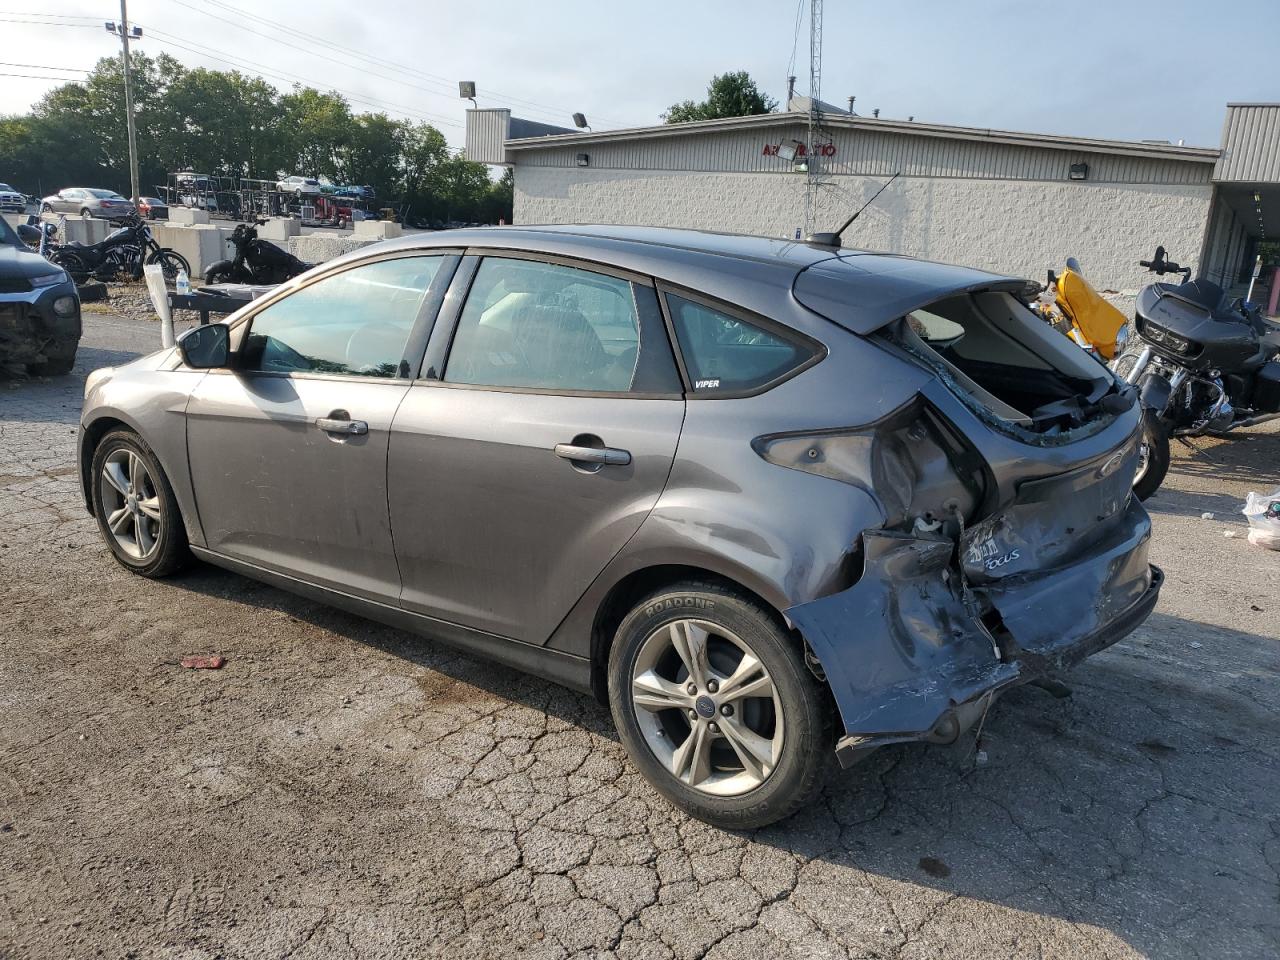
top-left (762, 142), bottom-right (837, 157)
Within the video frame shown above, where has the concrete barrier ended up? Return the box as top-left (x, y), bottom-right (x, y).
top-left (152, 222), bottom-right (234, 278)
top-left (289, 234), bottom-right (380, 264)
top-left (169, 207), bottom-right (211, 225)
top-left (353, 219), bottom-right (402, 239)
top-left (55, 216), bottom-right (114, 245)
top-left (257, 218), bottom-right (300, 242)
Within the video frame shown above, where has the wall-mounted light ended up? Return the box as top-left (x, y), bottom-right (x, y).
top-left (573, 113), bottom-right (590, 131)
top-left (459, 81), bottom-right (477, 108)
top-left (1069, 162), bottom-right (1089, 181)
top-left (575, 153), bottom-right (590, 167)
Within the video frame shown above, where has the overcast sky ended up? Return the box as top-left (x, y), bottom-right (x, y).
top-left (2, 0), bottom-right (1274, 149)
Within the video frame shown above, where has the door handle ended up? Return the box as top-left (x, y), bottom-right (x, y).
top-left (554, 443), bottom-right (631, 466)
top-left (316, 417), bottom-right (368, 436)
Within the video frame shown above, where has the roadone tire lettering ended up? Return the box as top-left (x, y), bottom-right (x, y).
top-left (644, 597), bottom-right (715, 617)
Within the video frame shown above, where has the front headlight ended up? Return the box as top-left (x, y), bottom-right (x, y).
top-left (30, 271), bottom-right (68, 288)
top-left (53, 295), bottom-right (78, 317)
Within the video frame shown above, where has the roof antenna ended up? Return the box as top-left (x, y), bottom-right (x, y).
top-left (806, 171), bottom-right (901, 247)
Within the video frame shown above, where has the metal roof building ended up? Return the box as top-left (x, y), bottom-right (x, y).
top-left (466, 103), bottom-right (1280, 301)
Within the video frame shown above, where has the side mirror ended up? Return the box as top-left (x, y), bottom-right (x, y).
top-left (177, 322), bottom-right (230, 369)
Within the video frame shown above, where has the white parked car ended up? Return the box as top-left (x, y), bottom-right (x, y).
top-left (277, 176), bottom-right (321, 197)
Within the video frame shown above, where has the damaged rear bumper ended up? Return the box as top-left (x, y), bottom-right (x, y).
top-left (785, 499), bottom-right (1161, 768)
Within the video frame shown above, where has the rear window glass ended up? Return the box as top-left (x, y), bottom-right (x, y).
top-left (667, 295), bottom-right (814, 395)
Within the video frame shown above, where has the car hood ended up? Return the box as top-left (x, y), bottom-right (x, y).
top-left (0, 242), bottom-right (66, 280)
top-left (793, 253), bottom-right (1027, 335)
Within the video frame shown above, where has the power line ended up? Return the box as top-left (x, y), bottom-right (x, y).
top-left (181, 0), bottom-right (628, 128)
top-left (0, 61), bottom-right (91, 73)
top-left (138, 26), bottom-right (464, 128)
top-left (0, 71), bottom-right (91, 80)
top-left (0, 16), bottom-right (100, 28)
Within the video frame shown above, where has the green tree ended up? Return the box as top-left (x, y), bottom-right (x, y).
top-left (156, 67), bottom-right (280, 181)
top-left (1, 58), bottom-right (504, 222)
top-left (663, 71), bottom-right (778, 124)
top-left (277, 87), bottom-right (354, 179)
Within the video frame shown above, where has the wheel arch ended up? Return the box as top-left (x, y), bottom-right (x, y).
top-left (79, 414), bottom-right (130, 515)
top-left (80, 410), bottom-right (203, 547)
top-left (584, 563), bottom-right (797, 704)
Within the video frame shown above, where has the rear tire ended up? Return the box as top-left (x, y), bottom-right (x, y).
top-left (1133, 411), bottom-right (1170, 501)
top-left (608, 581), bottom-right (832, 829)
top-left (90, 428), bottom-right (189, 578)
top-left (26, 336), bottom-right (78, 376)
top-left (50, 250), bottom-right (89, 284)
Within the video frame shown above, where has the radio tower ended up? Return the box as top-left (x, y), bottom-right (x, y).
top-left (803, 0), bottom-right (823, 236)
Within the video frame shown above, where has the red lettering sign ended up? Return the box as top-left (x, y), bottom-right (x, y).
top-left (763, 142), bottom-right (836, 158)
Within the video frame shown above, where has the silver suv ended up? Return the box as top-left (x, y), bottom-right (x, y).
top-left (78, 226), bottom-right (1161, 827)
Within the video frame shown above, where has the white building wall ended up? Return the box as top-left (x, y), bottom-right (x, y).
top-left (514, 167), bottom-right (1213, 295)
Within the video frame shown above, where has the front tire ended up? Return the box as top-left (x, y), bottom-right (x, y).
top-left (203, 260), bottom-right (238, 284)
top-left (147, 249), bottom-right (190, 283)
top-left (1133, 411), bottom-right (1170, 501)
top-left (90, 429), bottom-right (189, 578)
top-left (608, 582), bottom-right (832, 829)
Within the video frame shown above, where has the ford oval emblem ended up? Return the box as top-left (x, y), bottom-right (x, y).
top-left (1097, 451), bottom-right (1126, 479)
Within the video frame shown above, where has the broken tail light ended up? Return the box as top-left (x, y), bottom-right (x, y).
top-left (752, 399), bottom-right (991, 534)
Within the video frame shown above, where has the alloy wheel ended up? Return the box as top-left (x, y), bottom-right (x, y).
top-left (630, 618), bottom-right (784, 796)
top-left (99, 448), bottom-right (163, 561)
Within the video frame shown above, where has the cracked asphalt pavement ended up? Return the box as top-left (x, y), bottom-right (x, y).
top-left (2, 312), bottom-right (1278, 960)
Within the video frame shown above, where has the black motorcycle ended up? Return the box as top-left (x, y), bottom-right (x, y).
top-left (203, 220), bottom-right (311, 285)
top-left (1112, 246), bottom-right (1280, 499)
top-left (49, 215), bottom-right (190, 283)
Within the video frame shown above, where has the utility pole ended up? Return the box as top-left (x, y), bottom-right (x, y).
top-left (107, 3), bottom-right (142, 205)
top-left (803, 0), bottom-right (823, 236)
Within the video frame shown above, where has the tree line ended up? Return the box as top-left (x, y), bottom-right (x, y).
top-left (0, 53), bottom-right (512, 224)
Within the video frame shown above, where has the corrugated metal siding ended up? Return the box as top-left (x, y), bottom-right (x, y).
top-left (516, 123), bottom-right (1214, 185)
top-left (1215, 104), bottom-right (1280, 182)
top-left (465, 110), bottom-right (511, 165)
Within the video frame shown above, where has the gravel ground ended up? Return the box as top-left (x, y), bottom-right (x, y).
top-left (1, 312), bottom-right (1278, 960)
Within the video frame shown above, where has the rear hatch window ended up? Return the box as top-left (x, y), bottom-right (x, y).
top-left (888, 291), bottom-right (1127, 439)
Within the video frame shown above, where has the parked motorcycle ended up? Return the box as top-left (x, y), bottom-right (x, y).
top-left (1111, 246), bottom-right (1280, 499)
top-left (203, 220), bottom-right (311, 285)
top-left (49, 215), bottom-right (190, 283)
top-left (1030, 257), bottom-right (1129, 360)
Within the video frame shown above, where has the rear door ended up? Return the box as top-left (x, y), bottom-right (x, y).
top-left (387, 253), bottom-right (685, 643)
top-left (186, 252), bottom-right (456, 602)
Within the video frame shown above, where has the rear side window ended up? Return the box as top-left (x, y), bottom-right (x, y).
top-left (667, 294), bottom-right (816, 395)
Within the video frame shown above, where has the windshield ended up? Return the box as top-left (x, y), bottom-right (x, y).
top-left (0, 183), bottom-right (13, 192)
top-left (0, 217), bottom-right (20, 247)
top-left (88, 189), bottom-right (122, 199)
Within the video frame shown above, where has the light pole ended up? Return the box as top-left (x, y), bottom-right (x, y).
top-left (106, 3), bottom-right (142, 206)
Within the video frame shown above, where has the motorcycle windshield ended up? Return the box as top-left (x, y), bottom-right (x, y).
top-left (1058, 269), bottom-right (1127, 359)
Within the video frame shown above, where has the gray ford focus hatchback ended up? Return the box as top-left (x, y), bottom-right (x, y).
top-left (79, 225), bottom-right (1161, 828)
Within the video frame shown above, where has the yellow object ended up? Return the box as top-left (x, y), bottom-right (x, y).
top-left (1055, 268), bottom-right (1127, 359)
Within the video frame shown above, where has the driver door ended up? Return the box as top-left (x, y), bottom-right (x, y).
top-left (185, 253), bottom-right (454, 602)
